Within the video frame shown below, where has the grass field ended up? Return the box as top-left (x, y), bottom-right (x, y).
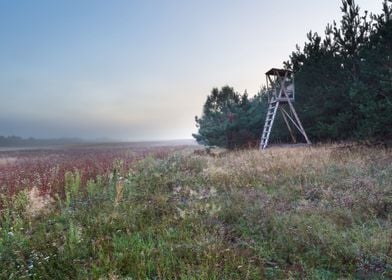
top-left (0, 142), bottom-right (191, 198)
top-left (0, 144), bottom-right (391, 279)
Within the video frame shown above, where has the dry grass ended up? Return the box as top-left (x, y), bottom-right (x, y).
top-left (0, 157), bottom-right (17, 166)
top-left (1, 144), bottom-right (391, 279)
top-left (196, 144), bottom-right (392, 277)
top-left (26, 187), bottom-right (54, 217)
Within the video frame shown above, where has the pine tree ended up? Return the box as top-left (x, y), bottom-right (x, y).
top-left (193, 87), bottom-right (267, 149)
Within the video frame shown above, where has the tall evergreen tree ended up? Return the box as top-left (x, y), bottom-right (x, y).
top-left (193, 86), bottom-right (267, 149)
top-left (195, 0), bottom-right (392, 148)
top-left (353, 0), bottom-right (392, 138)
top-left (287, 0), bottom-right (391, 142)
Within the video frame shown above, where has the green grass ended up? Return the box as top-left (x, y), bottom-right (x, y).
top-left (0, 145), bottom-right (391, 279)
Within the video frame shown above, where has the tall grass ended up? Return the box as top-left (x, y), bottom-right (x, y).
top-left (0, 145), bottom-right (391, 279)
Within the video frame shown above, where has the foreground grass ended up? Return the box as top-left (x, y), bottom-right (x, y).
top-left (0, 145), bottom-right (391, 279)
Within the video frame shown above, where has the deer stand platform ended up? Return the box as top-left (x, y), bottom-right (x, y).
top-left (260, 68), bottom-right (311, 150)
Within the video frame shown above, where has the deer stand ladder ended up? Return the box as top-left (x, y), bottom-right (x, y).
top-left (260, 68), bottom-right (311, 150)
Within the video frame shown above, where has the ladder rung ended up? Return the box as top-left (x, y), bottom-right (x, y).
top-left (261, 98), bottom-right (281, 150)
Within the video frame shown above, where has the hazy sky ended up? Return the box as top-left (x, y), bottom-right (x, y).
top-left (0, 0), bottom-right (382, 140)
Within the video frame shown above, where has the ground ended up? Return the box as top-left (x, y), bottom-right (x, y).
top-left (0, 144), bottom-right (391, 279)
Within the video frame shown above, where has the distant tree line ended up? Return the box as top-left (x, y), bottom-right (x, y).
top-left (193, 0), bottom-right (392, 149)
top-left (0, 136), bottom-right (84, 147)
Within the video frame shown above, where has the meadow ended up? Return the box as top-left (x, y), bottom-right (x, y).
top-left (0, 142), bottom-right (187, 198)
top-left (0, 144), bottom-right (391, 279)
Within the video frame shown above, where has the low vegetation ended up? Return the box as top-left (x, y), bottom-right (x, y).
top-left (0, 145), bottom-right (179, 197)
top-left (0, 145), bottom-right (391, 279)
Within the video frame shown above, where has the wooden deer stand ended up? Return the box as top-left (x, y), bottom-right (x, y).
top-left (260, 68), bottom-right (311, 150)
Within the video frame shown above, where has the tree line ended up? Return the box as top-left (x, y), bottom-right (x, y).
top-left (193, 0), bottom-right (392, 149)
top-left (0, 136), bottom-right (85, 147)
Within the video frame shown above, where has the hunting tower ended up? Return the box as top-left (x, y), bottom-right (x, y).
top-left (260, 68), bottom-right (311, 150)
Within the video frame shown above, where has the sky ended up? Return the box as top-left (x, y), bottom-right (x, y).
top-left (0, 0), bottom-right (383, 141)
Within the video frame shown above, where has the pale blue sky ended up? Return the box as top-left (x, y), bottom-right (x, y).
top-left (0, 0), bottom-right (382, 140)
